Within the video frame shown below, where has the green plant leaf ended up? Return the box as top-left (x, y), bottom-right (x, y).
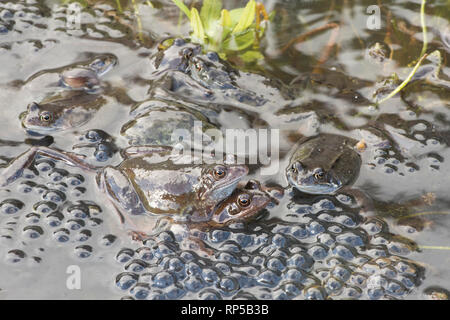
top-left (239, 50), bottom-right (264, 63)
top-left (190, 7), bottom-right (205, 42)
top-left (172, 0), bottom-right (191, 19)
top-left (232, 0), bottom-right (256, 34)
top-left (229, 8), bottom-right (244, 27)
top-left (200, 0), bottom-right (222, 33)
top-left (220, 9), bottom-right (232, 28)
top-left (219, 9), bottom-right (233, 42)
top-left (223, 29), bottom-right (256, 51)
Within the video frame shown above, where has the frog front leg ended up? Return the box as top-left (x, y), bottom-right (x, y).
top-left (0, 146), bottom-right (97, 187)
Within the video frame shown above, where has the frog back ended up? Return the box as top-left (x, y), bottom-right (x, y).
top-left (119, 156), bottom-right (203, 215)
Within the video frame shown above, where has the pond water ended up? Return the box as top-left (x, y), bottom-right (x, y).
top-left (0, 0), bottom-right (449, 300)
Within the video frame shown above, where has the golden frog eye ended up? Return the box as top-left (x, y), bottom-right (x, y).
top-left (237, 193), bottom-right (251, 208)
top-left (213, 165), bottom-right (227, 180)
top-left (39, 112), bottom-right (53, 122)
top-left (314, 170), bottom-right (325, 180)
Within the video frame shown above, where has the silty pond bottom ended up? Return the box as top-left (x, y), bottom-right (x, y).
top-left (0, 0), bottom-right (449, 299)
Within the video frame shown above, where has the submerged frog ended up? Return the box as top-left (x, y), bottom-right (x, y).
top-left (20, 90), bottom-right (107, 135)
top-left (120, 99), bottom-right (219, 148)
top-left (0, 145), bottom-right (249, 231)
top-left (290, 68), bottom-right (373, 105)
top-left (26, 54), bottom-right (117, 92)
top-left (286, 134), bottom-right (361, 194)
top-left (20, 55), bottom-right (133, 135)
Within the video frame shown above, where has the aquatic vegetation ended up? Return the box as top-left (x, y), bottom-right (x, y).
top-left (172, 0), bottom-right (273, 62)
top-left (376, 0), bottom-right (429, 105)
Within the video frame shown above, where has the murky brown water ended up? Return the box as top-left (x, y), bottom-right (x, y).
top-left (0, 0), bottom-right (449, 299)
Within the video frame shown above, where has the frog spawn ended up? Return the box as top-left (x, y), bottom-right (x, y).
top-left (0, 156), bottom-right (121, 266)
top-left (114, 196), bottom-right (423, 300)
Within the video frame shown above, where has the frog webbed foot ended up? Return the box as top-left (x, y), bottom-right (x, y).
top-left (73, 129), bottom-right (117, 163)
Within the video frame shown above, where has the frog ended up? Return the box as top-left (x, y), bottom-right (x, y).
top-left (290, 67), bottom-right (373, 106)
top-left (20, 90), bottom-right (107, 135)
top-left (120, 99), bottom-right (219, 149)
top-left (0, 145), bottom-right (249, 231)
top-left (25, 53), bottom-right (118, 92)
top-left (143, 179), bottom-right (282, 253)
top-left (286, 134), bottom-right (361, 194)
top-left (20, 55), bottom-right (133, 136)
top-left (150, 38), bottom-right (267, 107)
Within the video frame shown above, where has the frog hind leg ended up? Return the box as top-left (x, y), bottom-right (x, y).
top-left (0, 146), bottom-right (96, 187)
top-left (121, 145), bottom-right (175, 159)
top-left (97, 166), bottom-right (147, 216)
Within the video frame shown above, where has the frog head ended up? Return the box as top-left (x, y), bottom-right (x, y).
top-left (286, 161), bottom-right (343, 194)
top-left (196, 164), bottom-right (248, 204)
top-left (210, 184), bottom-right (272, 226)
top-left (21, 92), bottom-right (103, 135)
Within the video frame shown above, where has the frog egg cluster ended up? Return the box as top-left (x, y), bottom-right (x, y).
top-left (0, 1), bottom-right (45, 36)
top-left (114, 197), bottom-right (423, 300)
top-left (365, 118), bottom-right (445, 176)
top-left (0, 1), bottom-right (135, 42)
top-left (0, 157), bottom-right (119, 265)
top-left (74, 129), bottom-right (118, 163)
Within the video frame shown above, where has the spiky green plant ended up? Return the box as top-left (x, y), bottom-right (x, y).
top-left (172, 0), bottom-right (273, 62)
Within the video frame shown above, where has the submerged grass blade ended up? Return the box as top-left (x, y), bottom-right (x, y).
top-left (419, 245), bottom-right (450, 250)
top-left (420, 0), bottom-right (428, 57)
top-left (376, 0), bottom-right (428, 105)
top-left (131, 0), bottom-right (143, 42)
top-left (172, 0), bottom-right (191, 19)
top-left (377, 51), bottom-right (428, 105)
top-left (115, 0), bottom-right (122, 13)
top-left (399, 211), bottom-right (450, 219)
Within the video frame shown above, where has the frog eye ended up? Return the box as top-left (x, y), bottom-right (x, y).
top-left (182, 48), bottom-right (193, 60)
top-left (39, 111), bottom-right (53, 122)
top-left (314, 169), bottom-right (325, 180)
top-left (237, 193), bottom-right (251, 208)
top-left (291, 162), bottom-right (303, 173)
top-left (195, 62), bottom-right (202, 71)
top-left (213, 165), bottom-right (227, 180)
